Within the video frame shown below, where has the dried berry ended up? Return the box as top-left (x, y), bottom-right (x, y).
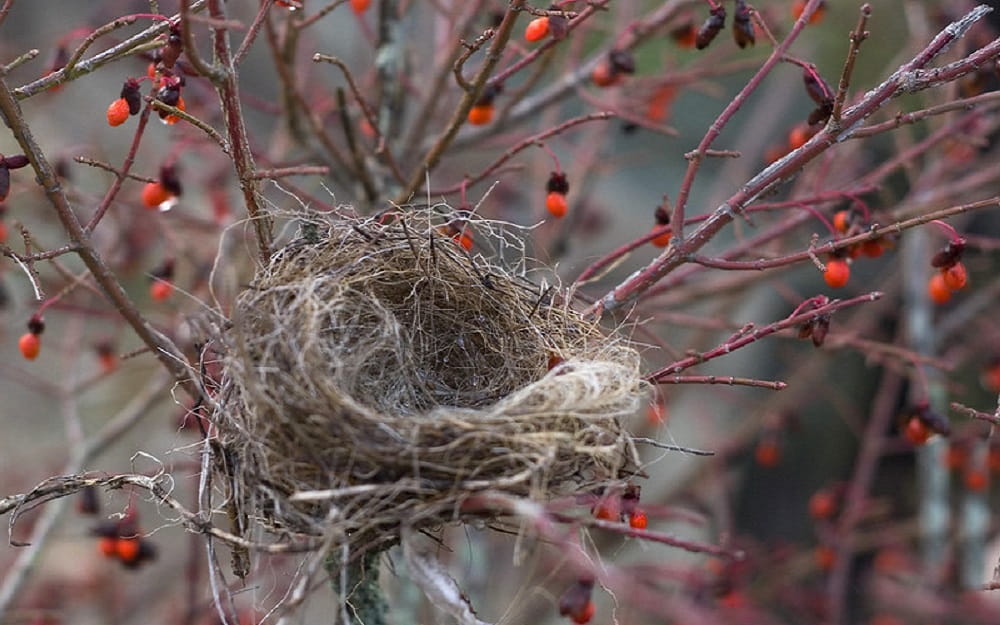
top-left (732, 0), bottom-right (755, 48)
top-left (695, 6), bottom-right (726, 50)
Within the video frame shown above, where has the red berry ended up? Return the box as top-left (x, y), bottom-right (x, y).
top-left (350, 0), bottom-right (370, 13)
top-left (823, 258), bottom-right (850, 288)
top-left (467, 104), bottom-right (494, 126)
top-left (754, 439), bottom-right (780, 467)
top-left (808, 490), bottom-right (838, 520)
top-left (788, 124), bottom-right (812, 150)
top-left (546, 191), bottom-right (568, 218)
top-left (832, 210), bottom-right (850, 234)
top-left (629, 510), bottom-right (648, 529)
top-left (116, 537), bottom-right (142, 563)
top-left (927, 273), bottom-right (951, 304)
top-left (944, 444), bottom-right (966, 471)
top-left (860, 239), bottom-right (884, 258)
top-left (650, 225), bottom-right (672, 247)
top-left (150, 280), bottom-right (174, 301)
top-left (106, 98), bottom-right (130, 127)
top-left (142, 181), bottom-right (172, 209)
top-left (903, 417), bottom-right (931, 446)
top-left (98, 536), bottom-right (118, 558)
top-left (814, 544), bottom-right (836, 571)
top-left (454, 232), bottom-right (473, 251)
top-left (0, 221), bottom-right (7, 244)
top-left (591, 62), bottom-right (619, 88)
top-left (525, 17), bottom-right (550, 42)
top-left (569, 600), bottom-right (595, 624)
top-left (593, 499), bottom-right (619, 521)
top-left (941, 262), bottom-right (967, 290)
top-left (964, 468), bottom-right (988, 492)
top-left (18, 332), bottom-right (40, 360)
top-left (792, 0), bottom-right (826, 24)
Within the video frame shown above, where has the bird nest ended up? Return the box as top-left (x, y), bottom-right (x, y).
top-left (211, 208), bottom-right (646, 556)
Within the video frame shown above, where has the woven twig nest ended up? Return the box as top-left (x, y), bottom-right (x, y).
top-left (213, 209), bottom-right (645, 555)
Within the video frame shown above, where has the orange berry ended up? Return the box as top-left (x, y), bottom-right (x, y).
top-left (988, 446), bottom-right (1000, 473)
top-left (788, 124), bottom-right (812, 150)
top-left (944, 444), bottom-right (966, 471)
top-left (941, 262), bottom-right (967, 290)
top-left (467, 104), bottom-right (494, 126)
top-left (650, 225), bottom-right (672, 247)
top-left (98, 536), bottom-right (118, 558)
top-left (647, 401), bottom-right (667, 425)
top-left (162, 96), bottom-right (185, 125)
top-left (141, 181), bottom-right (172, 209)
top-left (0, 220), bottom-right (7, 243)
top-left (524, 16), bottom-right (550, 42)
top-left (150, 279), bottom-right (174, 301)
top-left (860, 239), bottom-right (884, 258)
top-left (591, 63), bottom-right (619, 88)
top-left (670, 23), bottom-right (698, 49)
top-left (569, 600), bottom-right (595, 624)
top-left (629, 510), bottom-right (648, 529)
top-left (903, 417), bottom-right (931, 446)
top-left (823, 258), bottom-right (850, 288)
top-left (276, 0), bottom-right (304, 8)
top-left (754, 439), bottom-right (780, 467)
top-left (964, 468), bottom-right (988, 492)
top-left (546, 191), bottom-right (568, 218)
top-left (147, 62), bottom-right (158, 79)
top-left (18, 332), bottom-right (40, 360)
top-left (350, 0), bottom-right (370, 13)
top-left (792, 0), bottom-right (826, 24)
top-left (808, 490), bottom-right (837, 520)
top-left (454, 232), bottom-right (473, 251)
top-left (832, 210), bottom-right (850, 234)
top-left (115, 537), bottom-right (142, 563)
top-left (927, 273), bottom-right (951, 304)
top-left (814, 544), bottom-right (836, 571)
top-left (593, 500), bottom-right (619, 521)
top-left (106, 98), bottom-right (130, 127)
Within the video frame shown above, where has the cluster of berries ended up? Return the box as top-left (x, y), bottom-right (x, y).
top-left (106, 25), bottom-right (187, 128)
top-left (590, 483), bottom-right (649, 530)
top-left (821, 208), bottom-right (894, 289)
top-left (92, 517), bottom-right (157, 569)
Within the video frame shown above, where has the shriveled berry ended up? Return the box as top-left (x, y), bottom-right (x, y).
top-left (525, 17), bottom-right (550, 42)
top-left (106, 98), bottom-right (131, 127)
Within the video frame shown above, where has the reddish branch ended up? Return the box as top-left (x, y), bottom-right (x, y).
top-left (590, 6), bottom-right (1000, 318)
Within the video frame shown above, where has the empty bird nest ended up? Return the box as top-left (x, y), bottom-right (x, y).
top-left (210, 207), bottom-right (646, 557)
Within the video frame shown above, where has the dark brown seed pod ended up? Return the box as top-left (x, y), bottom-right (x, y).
top-left (732, 0), bottom-right (755, 48)
top-left (802, 67), bottom-right (835, 106)
top-left (159, 165), bottom-right (183, 197)
top-left (160, 25), bottom-right (184, 69)
top-left (121, 78), bottom-right (142, 115)
top-left (608, 49), bottom-right (636, 75)
top-left (695, 6), bottom-right (726, 50)
top-left (930, 239), bottom-right (966, 268)
top-left (546, 171), bottom-right (570, 195)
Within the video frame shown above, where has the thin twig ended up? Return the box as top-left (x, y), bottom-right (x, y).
top-left (831, 4), bottom-right (872, 126)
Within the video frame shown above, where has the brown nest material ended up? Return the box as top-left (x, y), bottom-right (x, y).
top-left (212, 209), bottom-right (645, 555)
